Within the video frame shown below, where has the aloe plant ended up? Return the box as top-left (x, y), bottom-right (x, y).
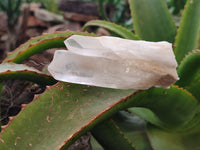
top-left (0, 0), bottom-right (200, 149)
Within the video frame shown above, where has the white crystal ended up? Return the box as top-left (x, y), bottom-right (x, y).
top-left (48, 35), bottom-right (179, 89)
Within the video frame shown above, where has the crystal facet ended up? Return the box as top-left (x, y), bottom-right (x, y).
top-left (48, 35), bottom-right (179, 89)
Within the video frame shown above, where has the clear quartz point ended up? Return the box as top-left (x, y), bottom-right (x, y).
top-left (48, 35), bottom-right (179, 89)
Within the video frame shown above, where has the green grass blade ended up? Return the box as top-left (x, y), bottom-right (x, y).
top-left (92, 119), bottom-right (136, 150)
top-left (83, 20), bottom-right (139, 40)
top-left (128, 0), bottom-right (176, 42)
top-left (174, 0), bottom-right (200, 64)
top-left (0, 63), bottom-right (57, 86)
top-left (4, 32), bottom-right (97, 63)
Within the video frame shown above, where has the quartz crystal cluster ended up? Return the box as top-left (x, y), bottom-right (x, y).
top-left (48, 35), bottom-right (179, 89)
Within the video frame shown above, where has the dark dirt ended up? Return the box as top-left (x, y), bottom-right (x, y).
top-left (1, 50), bottom-right (53, 125)
top-left (1, 80), bottom-right (45, 125)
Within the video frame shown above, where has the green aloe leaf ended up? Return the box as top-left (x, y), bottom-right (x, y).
top-left (4, 32), bottom-right (96, 63)
top-left (82, 20), bottom-right (139, 40)
top-left (181, 109), bottom-right (200, 132)
top-left (147, 124), bottom-right (200, 150)
top-left (92, 119), bottom-right (136, 150)
top-left (0, 82), bottom-right (135, 150)
top-left (0, 83), bottom-right (197, 149)
top-left (175, 50), bottom-right (200, 89)
top-left (174, 0), bottom-right (200, 64)
top-left (128, 107), bottom-right (166, 129)
top-left (0, 63), bottom-right (57, 86)
top-left (90, 136), bottom-right (104, 150)
top-left (174, 51), bottom-right (200, 129)
top-left (129, 106), bottom-right (200, 132)
top-left (198, 31), bottom-right (200, 49)
top-left (128, 0), bottom-right (176, 42)
top-left (0, 2), bottom-right (6, 11)
top-left (112, 111), bottom-right (153, 150)
top-left (186, 81), bottom-right (200, 102)
top-left (128, 86), bottom-right (197, 129)
top-left (97, 0), bottom-right (109, 21)
top-left (0, 83), bottom-right (2, 130)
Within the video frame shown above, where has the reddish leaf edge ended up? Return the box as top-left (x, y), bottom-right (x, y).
top-left (4, 31), bottom-right (97, 63)
top-left (59, 89), bottom-right (140, 150)
top-left (4, 36), bottom-right (67, 63)
top-left (178, 49), bottom-right (200, 68)
top-left (0, 63), bottom-right (57, 86)
top-left (110, 119), bottom-right (136, 148)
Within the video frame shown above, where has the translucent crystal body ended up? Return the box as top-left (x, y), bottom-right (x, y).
top-left (48, 35), bottom-right (179, 89)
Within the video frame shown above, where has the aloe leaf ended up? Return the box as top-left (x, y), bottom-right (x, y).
top-left (147, 124), bottom-right (184, 150)
top-left (172, 0), bottom-right (187, 14)
top-left (174, 0), bottom-right (200, 64)
top-left (180, 110), bottom-right (200, 131)
top-left (129, 106), bottom-right (200, 131)
top-left (0, 83), bottom-right (2, 130)
top-left (0, 82), bottom-right (135, 150)
top-left (129, 86), bottom-right (199, 129)
top-left (90, 136), bottom-right (104, 150)
top-left (176, 51), bottom-right (200, 102)
top-left (175, 50), bottom-right (200, 89)
top-left (0, 63), bottom-right (57, 86)
top-left (0, 2), bottom-right (6, 11)
top-left (92, 119), bottom-right (136, 150)
top-left (147, 124), bottom-right (200, 150)
top-left (128, 0), bottom-right (176, 42)
top-left (0, 83), bottom-right (197, 149)
top-left (83, 20), bottom-right (139, 40)
top-left (4, 32), bottom-right (96, 63)
top-left (97, 0), bottom-right (109, 21)
top-left (198, 31), bottom-right (200, 49)
top-left (176, 52), bottom-right (200, 128)
top-left (112, 111), bottom-right (153, 150)
top-left (129, 107), bottom-right (166, 129)
top-left (186, 81), bottom-right (200, 102)
top-left (0, 62), bottom-right (56, 128)
top-left (128, 86), bottom-right (197, 129)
